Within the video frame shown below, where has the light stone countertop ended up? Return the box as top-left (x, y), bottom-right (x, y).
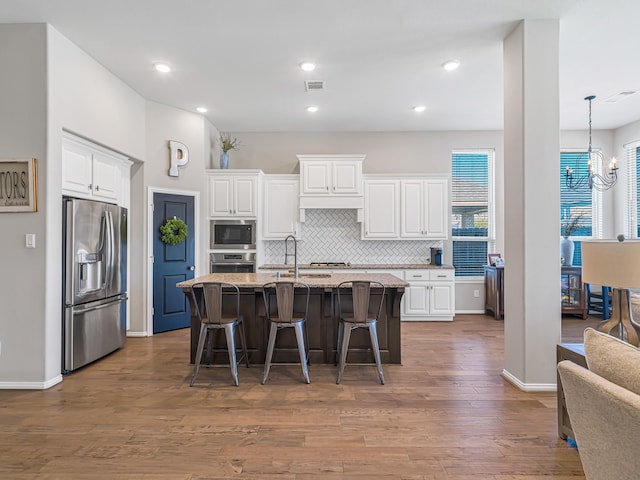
top-left (176, 272), bottom-right (408, 289)
top-left (259, 263), bottom-right (454, 270)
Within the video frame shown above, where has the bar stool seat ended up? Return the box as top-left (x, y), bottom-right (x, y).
top-left (189, 282), bottom-right (249, 387)
top-left (262, 281), bottom-right (311, 384)
top-left (336, 280), bottom-right (386, 385)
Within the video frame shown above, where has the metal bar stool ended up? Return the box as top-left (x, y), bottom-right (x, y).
top-left (261, 281), bottom-right (311, 384)
top-left (189, 282), bottom-right (249, 387)
top-left (336, 280), bottom-right (385, 385)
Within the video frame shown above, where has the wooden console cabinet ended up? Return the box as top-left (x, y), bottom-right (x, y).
top-left (484, 266), bottom-right (504, 319)
top-left (561, 266), bottom-right (587, 319)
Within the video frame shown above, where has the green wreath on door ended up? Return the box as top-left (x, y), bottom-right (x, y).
top-left (160, 217), bottom-right (188, 245)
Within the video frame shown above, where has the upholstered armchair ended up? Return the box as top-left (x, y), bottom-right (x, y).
top-left (558, 328), bottom-right (640, 480)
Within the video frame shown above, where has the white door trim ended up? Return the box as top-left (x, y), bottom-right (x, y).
top-left (145, 186), bottom-right (200, 337)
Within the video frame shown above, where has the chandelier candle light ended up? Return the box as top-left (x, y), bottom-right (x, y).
top-left (565, 95), bottom-right (618, 191)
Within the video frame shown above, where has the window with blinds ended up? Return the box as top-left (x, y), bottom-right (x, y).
top-left (624, 141), bottom-right (640, 238)
top-left (560, 151), bottom-right (597, 266)
top-left (451, 150), bottom-right (494, 277)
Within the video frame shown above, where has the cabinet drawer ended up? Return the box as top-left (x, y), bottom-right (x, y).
top-left (429, 270), bottom-right (454, 281)
top-left (404, 270), bottom-right (430, 281)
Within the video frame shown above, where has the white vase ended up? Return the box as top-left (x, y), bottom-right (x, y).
top-left (560, 237), bottom-right (575, 266)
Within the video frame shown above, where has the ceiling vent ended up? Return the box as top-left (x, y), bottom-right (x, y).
top-left (304, 80), bottom-right (325, 92)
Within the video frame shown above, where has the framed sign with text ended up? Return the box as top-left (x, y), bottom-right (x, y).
top-left (0, 158), bottom-right (38, 212)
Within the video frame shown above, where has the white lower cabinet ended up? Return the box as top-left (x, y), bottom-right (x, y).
top-left (402, 269), bottom-right (455, 321)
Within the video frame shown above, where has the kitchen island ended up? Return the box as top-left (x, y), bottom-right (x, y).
top-left (176, 272), bottom-right (407, 365)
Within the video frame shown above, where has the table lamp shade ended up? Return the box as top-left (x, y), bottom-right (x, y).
top-left (581, 240), bottom-right (640, 289)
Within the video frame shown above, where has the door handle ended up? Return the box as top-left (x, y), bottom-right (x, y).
top-left (188, 266), bottom-right (195, 271)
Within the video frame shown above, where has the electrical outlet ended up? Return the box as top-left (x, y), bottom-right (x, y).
top-left (473, 289), bottom-right (480, 298)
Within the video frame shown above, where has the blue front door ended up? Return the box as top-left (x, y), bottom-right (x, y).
top-left (153, 192), bottom-right (195, 334)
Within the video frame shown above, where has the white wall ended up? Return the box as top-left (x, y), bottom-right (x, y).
top-left (0, 24), bottom-right (48, 387)
top-left (0, 23), bottom-right (147, 388)
top-left (133, 102), bottom-right (214, 335)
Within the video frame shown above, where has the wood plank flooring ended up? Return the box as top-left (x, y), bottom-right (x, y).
top-left (0, 315), bottom-right (588, 479)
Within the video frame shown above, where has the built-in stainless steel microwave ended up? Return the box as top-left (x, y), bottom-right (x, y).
top-left (210, 219), bottom-right (256, 250)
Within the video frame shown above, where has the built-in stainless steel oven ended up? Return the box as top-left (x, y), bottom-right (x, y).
top-left (210, 252), bottom-right (256, 273)
top-left (210, 219), bottom-right (256, 250)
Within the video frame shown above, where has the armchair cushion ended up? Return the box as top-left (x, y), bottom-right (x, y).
top-left (584, 327), bottom-right (640, 396)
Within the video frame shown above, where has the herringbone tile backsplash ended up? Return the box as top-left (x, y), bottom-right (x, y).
top-left (262, 209), bottom-right (442, 264)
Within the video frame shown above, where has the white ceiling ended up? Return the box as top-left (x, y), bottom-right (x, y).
top-left (2, 0), bottom-right (640, 132)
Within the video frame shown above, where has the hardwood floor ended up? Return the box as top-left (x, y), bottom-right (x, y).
top-left (0, 315), bottom-right (587, 479)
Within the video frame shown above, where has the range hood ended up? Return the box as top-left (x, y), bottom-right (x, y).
top-left (297, 154), bottom-right (365, 222)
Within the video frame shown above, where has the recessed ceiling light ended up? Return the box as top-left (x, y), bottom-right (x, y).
top-left (306, 105), bottom-right (319, 113)
top-left (154, 63), bottom-right (171, 73)
top-left (413, 105), bottom-right (426, 113)
top-left (442, 60), bottom-right (460, 71)
top-left (196, 107), bottom-right (208, 113)
top-left (300, 62), bottom-right (316, 72)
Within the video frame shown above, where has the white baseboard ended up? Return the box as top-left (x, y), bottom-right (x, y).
top-left (127, 331), bottom-right (149, 337)
top-left (502, 369), bottom-right (557, 392)
top-left (455, 309), bottom-right (485, 314)
top-left (0, 374), bottom-right (63, 390)
top-left (401, 317), bottom-right (453, 321)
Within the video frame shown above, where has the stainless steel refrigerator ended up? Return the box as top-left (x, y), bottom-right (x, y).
top-left (62, 197), bottom-right (127, 373)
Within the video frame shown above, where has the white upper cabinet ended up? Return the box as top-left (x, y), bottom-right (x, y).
top-left (299, 156), bottom-right (363, 196)
top-left (297, 155), bottom-right (365, 217)
top-left (262, 175), bottom-right (299, 239)
top-left (332, 161), bottom-right (361, 194)
top-left (363, 179), bottom-right (399, 239)
top-left (208, 171), bottom-right (259, 217)
top-left (91, 152), bottom-right (121, 202)
top-left (301, 161), bottom-right (332, 194)
top-left (400, 177), bottom-right (449, 239)
top-left (424, 179), bottom-right (448, 238)
top-left (400, 180), bottom-right (424, 237)
top-left (62, 134), bottom-right (130, 206)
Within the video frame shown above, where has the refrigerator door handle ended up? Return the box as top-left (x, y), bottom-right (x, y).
top-left (106, 211), bottom-right (114, 289)
top-left (72, 294), bottom-right (126, 314)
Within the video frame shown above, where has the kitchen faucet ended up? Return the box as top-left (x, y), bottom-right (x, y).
top-left (284, 235), bottom-right (298, 278)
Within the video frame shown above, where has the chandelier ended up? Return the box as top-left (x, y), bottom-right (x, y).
top-left (565, 95), bottom-right (618, 191)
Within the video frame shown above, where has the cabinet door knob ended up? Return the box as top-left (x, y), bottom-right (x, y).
top-left (88, 183), bottom-right (92, 191)
top-left (95, 185), bottom-right (100, 191)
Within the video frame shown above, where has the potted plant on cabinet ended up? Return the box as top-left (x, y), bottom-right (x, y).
top-left (219, 133), bottom-right (239, 169)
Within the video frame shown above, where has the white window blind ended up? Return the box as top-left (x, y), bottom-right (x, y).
top-left (451, 150), bottom-right (494, 277)
top-left (625, 140), bottom-right (640, 238)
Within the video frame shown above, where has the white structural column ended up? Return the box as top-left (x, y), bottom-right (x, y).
top-left (503, 20), bottom-right (561, 390)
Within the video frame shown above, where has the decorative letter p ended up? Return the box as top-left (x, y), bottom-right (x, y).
top-left (168, 140), bottom-right (189, 177)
